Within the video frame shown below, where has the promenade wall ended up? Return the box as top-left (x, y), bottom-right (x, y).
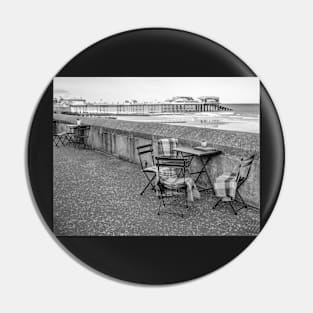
top-left (54, 114), bottom-right (260, 208)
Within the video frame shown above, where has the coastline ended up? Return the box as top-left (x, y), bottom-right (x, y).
top-left (116, 111), bottom-right (259, 134)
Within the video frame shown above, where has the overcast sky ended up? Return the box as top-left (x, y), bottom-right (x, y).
top-left (54, 77), bottom-right (259, 104)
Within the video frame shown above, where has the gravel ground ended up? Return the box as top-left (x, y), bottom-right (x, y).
top-left (53, 147), bottom-right (260, 236)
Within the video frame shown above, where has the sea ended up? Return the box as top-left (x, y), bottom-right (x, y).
top-left (116, 103), bottom-right (260, 134)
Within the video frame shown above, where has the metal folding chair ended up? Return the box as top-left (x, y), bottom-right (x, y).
top-left (72, 125), bottom-right (90, 149)
top-left (212, 154), bottom-right (255, 215)
top-left (137, 143), bottom-right (157, 195)
top-left (156, 156), bottom-right (190, 218)
top-left (64, 124), bottom-right (76, 146)
top-left (53, 121), bottom-right (68, 147)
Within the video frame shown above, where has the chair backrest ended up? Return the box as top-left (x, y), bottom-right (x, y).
top-left (236, 154), bottom-right (255, 183)
top-left (158, 138), bottom-right (178, 157)
top-left (76, 125), bottom-right (90, 136)
top-left (136, 143), bottom-right (154, 170)
top-left (156, 157), bottom-right (187, 182)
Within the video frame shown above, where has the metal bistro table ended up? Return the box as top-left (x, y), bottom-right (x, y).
top-left (174, 146), bottom-right (221, 192)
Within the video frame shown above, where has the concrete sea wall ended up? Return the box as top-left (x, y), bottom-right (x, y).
top-left (54, 114), bottom-right (260, 208)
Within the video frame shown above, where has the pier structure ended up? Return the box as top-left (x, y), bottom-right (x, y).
top-left (54, 101), bottom-right (232, 115)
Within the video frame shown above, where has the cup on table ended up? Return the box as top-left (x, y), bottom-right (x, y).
top-left (200, 140), bottom-right (208, 147)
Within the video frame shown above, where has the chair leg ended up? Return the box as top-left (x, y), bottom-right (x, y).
top-left (157, 191), bottom-right (165, 215)
top-left (182, 188), bottom-right (189, 218)
top-left (150, 176), bottom-right (156, 192)
top-left (212, 198), bottom-right (238, 215)
top-left (228, 201), bottom-right (237, 215)
top-left (212, 198), bottom-right (222, 210)
top-left (60, 135), bottom-right (66, 146)
top-left (157, 189), bottom-right (185, 218)
top-left (236, 191), bottom-right (248, 209)
top-left (147, 174), bottom-right (156, 191)
top-left (157, 200), bottom-right (162, 215)
top-left (140, 181), bottom-right (152, 195)
top-left (140, 174), bottom-right (156, 195)
top-left (161, 194), bottom-right (166, 207)
top-left (185, 189), bottom-right (189, 210)
top-left (54, 136), bottom-right (61, 147)
top-left (63, 135), bottom-right (68, 146)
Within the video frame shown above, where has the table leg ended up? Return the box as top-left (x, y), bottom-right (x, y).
top-left (194, 156), bottom-right (213, 191)
top-left (176, 151), bottom-right (214, 191)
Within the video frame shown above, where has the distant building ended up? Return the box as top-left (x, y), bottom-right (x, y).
top-left (53, 97), bottom-right (86, 113)
top-left (62, 98), bottom-right (86, 106)
top-left (166, 96), bottom-right (200, 104)
top-left (123, 99), bottom-right (138, 105)
top-left (198, 96), bottom-right (219, 103)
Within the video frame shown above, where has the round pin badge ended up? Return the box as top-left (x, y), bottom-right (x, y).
top-left (28, 28), bottom-right (284, 284)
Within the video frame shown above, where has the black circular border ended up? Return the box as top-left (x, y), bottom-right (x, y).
top-left (27, 28), bottom-right (284, 284)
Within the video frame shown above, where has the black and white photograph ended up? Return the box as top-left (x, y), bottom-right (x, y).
top-left (53, 77), bottom-right (260, 236)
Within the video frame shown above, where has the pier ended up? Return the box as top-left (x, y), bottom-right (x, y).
top-left (54, 99), bottom-right (233, 115)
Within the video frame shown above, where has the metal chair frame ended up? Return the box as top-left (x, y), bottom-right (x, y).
top-left (156, 156), bottom-right (189, 218)
top-left (72, 126), bottom-right (90, 149)
top-left (137, 143), bottom-right (157, 195)
top-left (212, 155), bottom-right (255, 215)
top-left (53, 121), bottom-right (68, 147)
top-left (64, 125), bottom-right (76, 147)
top-left (137, 139), bottom-right (179, 196)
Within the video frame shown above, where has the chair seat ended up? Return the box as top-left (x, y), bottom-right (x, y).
top-left (161, 177), bottom-right (187, 190)
top-left (158, 167), bottom-right (185, 189)
top-left (216, 172), bottom-right (237, 179)
top-left (143, 165), bottom-right (157, 173)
